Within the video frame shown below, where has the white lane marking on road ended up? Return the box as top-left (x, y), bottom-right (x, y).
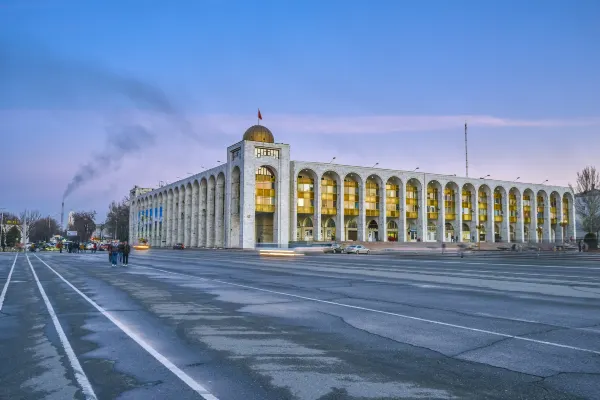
top-left (137, 265), bottom-right (600, 356)
top-left (33, 255), bottom-right (219, 400)
top-left (147, 252), bottom-right (600, 270)
top-left (0, 252), bottom-right (18, 312)
top-left (26, 255), bottom-right (97, 399)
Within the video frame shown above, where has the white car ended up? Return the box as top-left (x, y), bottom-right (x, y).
top-left (345, 245), bottom-right (370, 254)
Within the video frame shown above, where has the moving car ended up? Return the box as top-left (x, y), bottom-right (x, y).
top-left (133, 238), bottom-right (150, 250)
top-left (173, 243), bottom-right (185, 250)
top-left (344, 245), bottom-right (370, 254)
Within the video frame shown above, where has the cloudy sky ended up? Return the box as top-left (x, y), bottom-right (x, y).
top-left (1, 0), bottom-right (599, 221)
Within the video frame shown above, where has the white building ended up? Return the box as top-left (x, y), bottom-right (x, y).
top-left (129, 125), bottom-right (576, 249)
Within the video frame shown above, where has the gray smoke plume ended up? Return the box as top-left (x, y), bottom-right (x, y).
top-left (0, 37), bottom-right (206, 200)
top-left (63, 125), bottom-right (156, 199)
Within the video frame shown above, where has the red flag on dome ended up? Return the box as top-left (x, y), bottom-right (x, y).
top-left (258, 109), bottom-right (262, 120)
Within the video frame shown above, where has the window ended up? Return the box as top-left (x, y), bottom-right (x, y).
top-left (255, 147), bottom-right (280, 159)
top-left (231, 148), bottom-right (241, 160)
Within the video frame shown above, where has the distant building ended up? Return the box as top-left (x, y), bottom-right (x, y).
top-left (129, 124), bottom-right (575, 248)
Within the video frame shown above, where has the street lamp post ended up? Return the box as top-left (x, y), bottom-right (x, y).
top-left (0, 208), bottom-right (5, 251)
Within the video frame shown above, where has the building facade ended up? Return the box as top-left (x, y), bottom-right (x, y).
top-left (129, 125), bottom-right (576, 249)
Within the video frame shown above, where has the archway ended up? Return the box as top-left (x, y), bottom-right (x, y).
top-left (386, 176), bottom-right (403, 242)
top-left (445, 181), bottom-right (460, 242)
top-left (407, 221), bottom-right (418, 242)
top-left (367, 220), bottom-right (378, 242)
top-left (445, 222), bottom-right (455, 242)
top-left (537, 190), bottom-right (548, 242)
top-left (493, 186), bottom-right (506, 242)
top-left (387, 220), bottom-right (398, 242)
top-left (255, 166), bottom-right (276, 244)
top-left (322, 218), bottom-right (336, 241)
top-left (297, 169), bottom-right (316, 242)
top-left (406, 178), bottom-right (421, 240)
top-left (346, 218), bottom-right (358, 241)
top-left (462, 223), bottom-right (470, 242)
top-left (321, 171), bottom-right (340, 240)
top-left (427, 180), bottom-right (443, 241)
top-left (299, 216), bottom-right (314, 241)
top-left (427, 221), bottom-right (437, 242)
top-left (523, 188), bottom-right (535, 243)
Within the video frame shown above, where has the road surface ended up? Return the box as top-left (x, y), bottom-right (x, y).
top-left (1, 249), bottom-right (599, 399)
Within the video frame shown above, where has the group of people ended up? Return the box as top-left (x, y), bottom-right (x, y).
top-left (108, 241), bottom-right (131, 267)
top-left (56, 241), bottom-right (98, 253)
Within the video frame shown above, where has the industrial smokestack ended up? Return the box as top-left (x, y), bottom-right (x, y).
top-left (61, 201), bottom-right (65, 232)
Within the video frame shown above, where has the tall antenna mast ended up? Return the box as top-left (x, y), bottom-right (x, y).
top-left (464, 121), bottom-right (469, 177)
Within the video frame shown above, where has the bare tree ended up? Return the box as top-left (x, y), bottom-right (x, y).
top-left (68, 211), bottom-right (97, 241)
top-left (106, 197), bottom-right (130, 241)
top-left (570, 166), bottom-right (600, 237)
top-left (19, 210), bottom-right (42, 243)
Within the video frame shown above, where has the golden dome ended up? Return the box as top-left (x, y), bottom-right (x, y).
top-left (243, 125), bottom-right (274, 143)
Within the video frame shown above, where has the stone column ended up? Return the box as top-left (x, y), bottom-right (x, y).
top-left (438, 186), bottom-right (445, 242)
top-left (516, 193), bottom-right (524, 243)
top-left (487, 191), bottom-right (494, 243)
top-left (358, 181), bottom-right (366, 241)
top-left (215, 179), bottom-right (225, 247)
top-left (177, 188), bottom-right (184, 244)
top-left (171, 191), bottom-right (177, 244)
top-left (314, 175), bottom-right (322, 241)
top-left (568, 197), bottom-right (576, 242)
top-left (501, 191), bottom-right (510, 243)
top-left (397, 182), bottom-right (406, 243)
top-left (290, 174), bottom-right (298, 242)
top-left (207, 179), bottom-right (215, 247)
top-left (199, 182), bottom-right (207, 247)
top-left (543, 196), bottom-right (551, 243)
top-left (531, 195), bottom-right (538, 244)
top-left (141, 200), bottom-right (146, 242)
top-left (165, 193), bottom-right (171, 246)
top-left (183, 187), bottom-right (190, 247)
top-left (192, 184), bottom-right (199, 247)
top-left (473, 188), bottom-right (480, 243)
top-left (150, 195), bottom-right (158, 247)
top-left (335, 178), bottom-right (344, 242)
top-left (456, 188), bottom-right (463, 243)
top-left (379, 183), bottom-right (387, 242)
top-left (129, 201), bottom-right (136, 244)
top-left (555, 196), bottom-right (564, 243)
top-left (417, 179), bottom-right (426, 242)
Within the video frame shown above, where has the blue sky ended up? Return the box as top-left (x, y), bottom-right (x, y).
top-left (1, 0), bottom-right (599, 221)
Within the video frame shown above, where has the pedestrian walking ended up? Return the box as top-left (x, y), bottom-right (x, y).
top-left (110, 243), bottom-right (118, 266)
top-left (122, 241), bottom-right (131, 266)
top-left (578, 240), bottom-right (582, 252)
top-left (117, 241), bottom-right (124, 263)
top-left (57, 242), bottom-right (63, 253)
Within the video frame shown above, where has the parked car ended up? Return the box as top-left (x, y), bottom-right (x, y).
top-left (344, 245), bottom-right (370, 254)
top-left (173, 243), bottom-right (185, 250)
top-left (323, 243), bottom-right (343, 253)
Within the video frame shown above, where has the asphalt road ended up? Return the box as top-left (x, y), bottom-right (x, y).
top-left (1, 249), bottom-right (599, 400)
